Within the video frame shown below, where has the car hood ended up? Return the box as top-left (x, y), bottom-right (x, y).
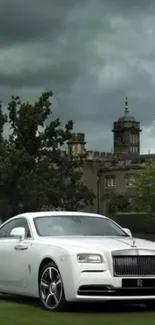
top-left (39, 236), bottom-right (155, 253)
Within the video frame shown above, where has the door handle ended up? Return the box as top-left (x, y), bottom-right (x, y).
top-left (14, 245), bottom-right (28, 251)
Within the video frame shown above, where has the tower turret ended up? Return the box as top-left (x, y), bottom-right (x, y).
top-left (68, 133), bottom-right (86, 156)
top-left (112, 97), bottom-right (141, 155)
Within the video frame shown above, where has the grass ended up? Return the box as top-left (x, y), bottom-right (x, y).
top-left (0, 296), bottom-right (155, 325)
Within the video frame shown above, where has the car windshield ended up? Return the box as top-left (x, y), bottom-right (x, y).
top-left (34, 215), bottom-right (128, 237)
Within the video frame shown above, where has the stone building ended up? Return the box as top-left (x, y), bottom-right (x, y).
top-left (68, 98), bottom-right (154, 214)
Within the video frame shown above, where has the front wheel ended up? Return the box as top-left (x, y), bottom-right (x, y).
top-left (39, 261), bottom-right (68, 312)
top-left (145, 300), bottom-right (155, 310)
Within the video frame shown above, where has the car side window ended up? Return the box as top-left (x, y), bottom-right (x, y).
top-left (0, 218), bottom-right (31, 238)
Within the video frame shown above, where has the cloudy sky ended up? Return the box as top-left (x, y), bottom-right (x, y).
top-left (1, 0), bottom-right (155, 153)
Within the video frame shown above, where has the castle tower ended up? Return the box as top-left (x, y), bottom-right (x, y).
top-left (112, 97), bottom-right (141, 155)
top-left (68, 133), bottom-right (86, 156)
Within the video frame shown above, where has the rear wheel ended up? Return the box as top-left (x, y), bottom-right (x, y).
top-left (39, 261), bottom-right (68, 312)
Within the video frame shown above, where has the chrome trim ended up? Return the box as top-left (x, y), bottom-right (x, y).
top-left (112, 249), bottom-right (155, 256)
top-left (14, 244), bottom-right (28, 251)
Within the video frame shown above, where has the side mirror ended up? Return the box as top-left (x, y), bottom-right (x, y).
top-left (10, 227), bottom-right (25, 241)
top-left (123, 228), bottom-right (132, 237)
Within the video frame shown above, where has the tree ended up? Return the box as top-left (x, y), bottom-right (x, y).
top-left (0, 92), bottom-right (95, 220)
top-left (107, 194), bottom-right (131, 215)
top-left (132, 161), bottom-right (155, 215)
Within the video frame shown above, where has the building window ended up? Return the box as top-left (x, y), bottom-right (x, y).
top-left (125, 174), bottom-right (135, 187)
top-left (105, 176), bottom-right (116, 187)
top-left (130, 133), bottom-right (132, 144)
top-left (130, 146), bottom-right (138, 153)
top-left (130, 133), bottom-right (138, 145)
top-left (134, 134), bottom-right (138, 144)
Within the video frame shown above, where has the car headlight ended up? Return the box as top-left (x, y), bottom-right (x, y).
top-left (77, 253), bottom-right (103, 264)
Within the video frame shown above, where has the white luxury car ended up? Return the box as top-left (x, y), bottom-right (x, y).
top-left (0, 211), bottom-right (155, 312)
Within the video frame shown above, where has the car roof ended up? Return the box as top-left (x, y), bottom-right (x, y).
top-left (12, 211), bottom-right (107, 221)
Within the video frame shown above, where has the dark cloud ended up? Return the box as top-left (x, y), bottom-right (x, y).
top-left (0, 0), bottom-right (155, 152)
top-left (0, 0), bottom-right (79, 46)
top-left (109, 0), bottom-right (155, 13)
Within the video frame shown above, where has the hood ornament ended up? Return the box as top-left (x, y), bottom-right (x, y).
top-left (131, 238), bottom-right (137, 247)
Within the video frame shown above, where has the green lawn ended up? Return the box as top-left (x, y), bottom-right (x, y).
top-left (0, 296), bottom-right (155, 325)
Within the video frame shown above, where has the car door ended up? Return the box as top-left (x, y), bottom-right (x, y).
top-left (0, 217), bottom-right (33, 294)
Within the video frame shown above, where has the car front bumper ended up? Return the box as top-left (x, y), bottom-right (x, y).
top-left (64, 256), bottom-right (155, 302)
top-left (75, 270), bottom-right (155, 301)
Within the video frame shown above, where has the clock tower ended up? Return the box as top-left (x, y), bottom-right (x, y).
top-left (112, 98), bottom-right (141, 155)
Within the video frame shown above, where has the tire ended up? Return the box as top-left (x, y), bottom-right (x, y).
top-left (39, 261), bottom-right (69, 312)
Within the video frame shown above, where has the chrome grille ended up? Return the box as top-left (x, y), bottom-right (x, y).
top-left (113, 256), bottom-right (155, 277)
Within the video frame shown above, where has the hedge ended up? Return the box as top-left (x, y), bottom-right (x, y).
top-left (112, 212), bottom-right (155, 233)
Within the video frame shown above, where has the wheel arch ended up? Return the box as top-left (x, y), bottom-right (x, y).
top-left (38, 257), bottom-right (69, 311)
top-left (38, 257), bottom-right (58, 282)
top-left (38, 255), bottom-right (74, 302)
